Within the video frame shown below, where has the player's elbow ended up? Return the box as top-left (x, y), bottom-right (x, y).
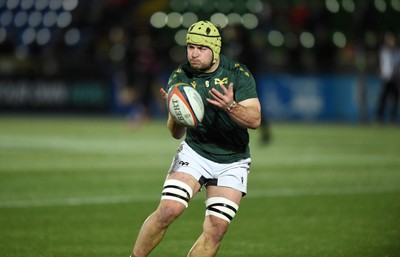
top-left (248, 118), bottom-right (261, 130)
top-left (167, 116), bottom-right (186, 139)
top-left (170, 129), bottom-right (185, 139)
top-left (247, 110), bottom-right (262, 129)
top-left (239, 100), bottom-right (261, 129)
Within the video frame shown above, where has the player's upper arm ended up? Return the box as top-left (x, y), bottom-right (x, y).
top-left (238, 97), bottom-right (261, 113)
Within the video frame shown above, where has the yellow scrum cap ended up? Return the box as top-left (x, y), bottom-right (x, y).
top-left (186, 20), bottom-right (221, 64)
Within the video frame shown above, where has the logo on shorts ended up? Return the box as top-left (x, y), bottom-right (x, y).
top-left (179, 161), bottom-right (189, 167)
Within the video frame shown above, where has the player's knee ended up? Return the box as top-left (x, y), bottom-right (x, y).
top-left (201, 215), bottom-right (231, 248)
top-left (156, 179), bottom-right (194, 226)
top-left (202, 197), bottom-right (239, 243)
top-left (155, 203), bottom-right (184, 226)
top-left (208, 217), bottom-right (230, 243)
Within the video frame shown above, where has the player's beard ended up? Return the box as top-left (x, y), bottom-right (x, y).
top-left (189, 58), bottom-right (214, 72)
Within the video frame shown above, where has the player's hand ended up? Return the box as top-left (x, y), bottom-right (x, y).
top-left (160, 88), bottom-right (168, 101)
top-left (207, 83), bottom-right (234, 110)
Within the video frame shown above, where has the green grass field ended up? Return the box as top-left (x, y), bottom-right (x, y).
top-left (0, 116), bottom-right (399, 257)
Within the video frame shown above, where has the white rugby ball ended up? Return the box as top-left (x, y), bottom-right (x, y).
top-left (167, 83), bottom-right (204, 127)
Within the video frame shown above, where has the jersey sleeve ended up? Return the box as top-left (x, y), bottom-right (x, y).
top-left (234, 64), bottom-right (258, 102)
top-left (167, 67), bottom-right (186, 91)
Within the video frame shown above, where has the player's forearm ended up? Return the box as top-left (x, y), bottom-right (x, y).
top-left (167, 115), bottom-right (186, 139)
top-left (227, 103), bottom-right (261, 129)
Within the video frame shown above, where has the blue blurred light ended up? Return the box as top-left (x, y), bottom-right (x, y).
top-left (7, 0), bottom-right (20, 10)
top-left (49, 0), bottom-right (62, 10)
top-left (63, 0), bottom-right (78, 11)
top-left (28, 11), bottom-right (42, 28)
top-left (43, 11), bottom-right (57, 27)
top-left (21, 0), bottom-right (34, 10)
top-left (22, 27), bottom-right (35, 45)
top-left (57, 11), bottom-right (72, 28)
top-left (65, 28), bottom-right (80, 45)
top-left (36, 27), bottom-right (51, 45)
top-left (14, 11), bottom-right (28, 28)
top-left (0, 10), bottom-right (13, 27)
top-left (35, 0), bottom-right (49, 11)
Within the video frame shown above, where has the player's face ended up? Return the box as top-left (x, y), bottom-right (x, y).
top-left (187, 44), bottom-right (213, 70)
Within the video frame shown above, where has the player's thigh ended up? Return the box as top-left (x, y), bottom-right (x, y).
top-left (206, 186), bottom-right (242, 206)
top-left (167, 171), bottom-right (202, 197)
top-left (203, 186), bottom-right (242, 224)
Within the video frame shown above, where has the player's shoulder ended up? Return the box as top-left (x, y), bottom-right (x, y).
top-left (219, 55), bottom-right (253, 78)
top-left (168, 65), bottom-right (190, 87)
top-left (169, 66), bottom-right (186, 78)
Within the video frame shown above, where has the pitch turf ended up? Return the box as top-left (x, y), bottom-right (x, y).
top-left (0, 116), bottom-right (399, 257)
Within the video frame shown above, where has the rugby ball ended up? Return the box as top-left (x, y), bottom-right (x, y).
top-left (167, 83), bottom-right (204, 127)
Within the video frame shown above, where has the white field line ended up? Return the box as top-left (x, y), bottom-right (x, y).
top-left (1, 186), bottom-right (399, 209)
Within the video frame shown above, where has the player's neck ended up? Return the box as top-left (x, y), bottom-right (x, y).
top-left (204, 59), bottom-right (220, 73)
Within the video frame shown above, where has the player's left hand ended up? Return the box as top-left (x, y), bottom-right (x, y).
top-left (160, 88), bottom-right (168, 101)
top-left (207, 83), bottom-right (234, 110)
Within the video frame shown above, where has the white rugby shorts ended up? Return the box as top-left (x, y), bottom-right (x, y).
top-left (168, 141), bottom-right (251, 195)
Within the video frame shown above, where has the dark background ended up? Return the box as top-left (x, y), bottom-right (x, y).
top-left (0, 0), bottom-right (399, 120)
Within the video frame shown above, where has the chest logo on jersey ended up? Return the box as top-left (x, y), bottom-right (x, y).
top-left (190, 81), bottom-right (197, 89)
top-left (214, 77), bottom-right (228, 87)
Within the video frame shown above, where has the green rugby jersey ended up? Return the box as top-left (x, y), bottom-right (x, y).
top-left (167, 54), bottom-right (258, 163)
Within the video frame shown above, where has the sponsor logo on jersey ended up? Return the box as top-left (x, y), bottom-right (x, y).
top-left (214, 77), bottom-right (228, 86)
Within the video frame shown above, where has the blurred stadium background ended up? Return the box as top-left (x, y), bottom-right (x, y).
top-left (1, 0), bottom-right (399, 123)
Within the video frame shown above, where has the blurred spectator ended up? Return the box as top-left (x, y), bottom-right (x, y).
top-left (376, 31), bottom-right (400, 124)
